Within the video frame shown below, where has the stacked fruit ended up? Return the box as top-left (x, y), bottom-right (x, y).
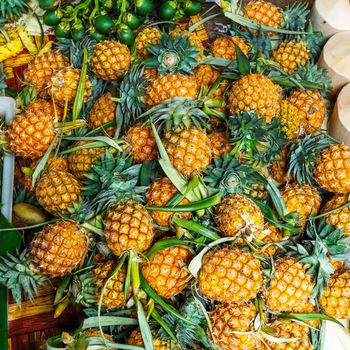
top-left (1, 1), bottom-right (350, 349)
top-left (39, 0), bottom-right (204, 44)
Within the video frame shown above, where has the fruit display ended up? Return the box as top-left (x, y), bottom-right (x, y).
top-left (0, 1), bottom-right (350, 350)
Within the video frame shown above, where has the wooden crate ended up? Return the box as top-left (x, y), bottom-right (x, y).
top-left (8, 282), bottom-right (83, 350)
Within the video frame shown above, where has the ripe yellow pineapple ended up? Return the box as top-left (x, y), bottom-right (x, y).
top-left (258, 222), bottom-right (283, 257)
top-left (262, 320), bottom-right (312, 350)
top-left (320, 269), bottom-right (350, 318)
top-left (227, 74), bottom-right (282, 123)
top-left (163, 125), bottom-right (212, 177)
top-left (26, 99), bottom-right (63, 122)
top-left (209, 302), bottom-right (257, 350)
top-left (211, 36), bottom-right (249, 60)
top-left (7, 111), bottom-right (56, 159)
top-left (272, 40), bottom-right (309, 74)
top-left (216, 194), bottom-right (265, 239)
top-left (141, 245), bottom-right (192, 298)
top-left (103, 200), bottom-right (154, 256)
top-left (135, 27), bottom-right (162, 58)
top-left (243, 0), bottom-right (283, 35)
top-left (208, 131), bottom-right (232, 157)
top-left (321, 194), bottom-right (350, 236)
top-left (24, 50), bottom-right (69, 97)
top-left (91, 40), bottom-right (131, 81)
top-left (30, 221), bottom-right (88, 277)
top-left (314, 144), bottom-right (350, 193)
top-left (88, 92), bottom-right (116, 136)
top-left (49, 66), bottom-right (92, 107)
top-left (127, 329), bottom-right (171, 350)
top-left (269, 146), bottom-right (291, 183)
top-left (145, 73), bottom-right (199, 107)
top-left (93, 260), bottom-right (131, 309)
top-left (198, 247), bottom-right (263, 303)
top-left (145, 177), bottom-right (190, 228)
top-left (277, 100), bottom-right (303, 141)
top-left (265, 257), bottom-right (314, 313)
top-left (35, 170), bottom-right (82, 215)
top-left (172, 27), bottom-right (204, 61)
top-left (288, 89), bottom-right (326, 135)
top-left (67, 141), bottom-right (106, 180)
top-left (193, 64), bottom-right (219, 87)
top-left (281, 183), bottom-right (321, 232)
top-left (125, 124), bottom-right (158, 163)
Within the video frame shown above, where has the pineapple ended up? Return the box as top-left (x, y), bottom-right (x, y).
top-left (163, 125), bottom-right (212, 177)
top-left (135, 27), bottom-right (162, 58)
top-left (320, 270), bottom-right (350, 319)
top-left (209, 80), bottom-right (229, 126)
top-left (30, 221), bottom-right (88, 277)
top-left (172, 27), bottom-right (204, 61)
top-left (91, 40), bottom-right (131, 81)
top-left (277, 100), bottom-right (303, 141)
top-left (125, 124), bottom-right (158, 163)
top-left (314, 144), bottom-right (350, 193)
top-left (24, 50), bottom-right (69, 97)
top-left (209, 302), bottom-right (257, 350)
top-left (272, 40), bottom-right (309, 74)
top-left (281, 183), bottom-right (321, 232)
top-left (145, 177), bottom-right (190, 228)
top-left (35, 170), bottom-right (82, 215)
top-left (27, 99), bottom-right (63, 122)
top-left (49, 66), bottom-right (92, 107)
top-left (93, 260), bottom-right (131, 309)
top-left (145, 73), bottom-right (199, 107)
top-left (269, 146), bottom-right (291, 184)
top-left (262, 320), bottom-right (312, 350)
top-left (243, 0), bottom-right (283, 35)
top-left (265, 257), bottom-right (314, 313)
top-left (216, 194), bottom-right (265, 239)
top-left (321, 194), bottom-right (350, 236)
top-left (211, 36), bottom-right (249, 60)
top-left (208, 131), bottom-right (232, 157)
top-left (67, 141), bottom-right (106, 180)
top-left (288, 89), bottom-right (326, 135)
top-left (198, 247), bottom-right (263, 303)
top-left (88, 92), bottom-right (116, 137)
top-left (127, 329), bottom-right (171, 350)
top-left (257, 222), bottom-right (283, 257)
top-left (227, 74), bottom-right (282, 123)
top-left (193, 64), bottom-right (219, 87)
top-left (103, 200), bottom-right (154, 256)
top-left (141, 245), bottom-right (192, 298)
top-left (7, 111), bottom-right (56, 159)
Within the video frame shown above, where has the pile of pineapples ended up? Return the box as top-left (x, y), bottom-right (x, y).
top-left (1, 1), bottom-right (350, 349)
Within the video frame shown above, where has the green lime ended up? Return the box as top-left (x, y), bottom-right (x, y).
top-left (125, 12), bottom-right (141, 30)
top-left (182, 0), bottom-right (201, 16)
top-left (158, 1), bottom-right (177, 20)
top-left (90, 29), bottom-right (106, 41)
top-left (54, 23), bottom-right (71, 38)
top-left (43, 9), bottom-right (61, 26)
top-left (39, 0), bottom-right (58, 10)
top-left (94, 15), bottom-right (114, 34)
top-left (71, 27), bottom-right (85, 42)
top-left (117, 26), bottom-right (135, 47)
top-left (135, 0), bottom-right (154, 16)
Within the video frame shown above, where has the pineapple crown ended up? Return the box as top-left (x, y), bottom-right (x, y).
top-left (140, 97), bottom-right (210, 131)
top-left (0, 0), bottom-right (28, 20)
top-left (287, 220), bottom-right (350, 299)
top-left (282, 2), bottom-right (310, 37)
top-left (203, 153), bottom-right (267, 197)
top-left (0, 250), bottom-right (47, 307)
top-left (72, 150), bottom-right (146, 221)
top-left (68, 270), bottom-right (97, 307)
top-left (144, 32), bottom-right (200, 75)
top-left (287, 134), bottom-right (335, 186)
top-left (227, 112), bottom-right (288, 165)
top-left (115, 64), bottom-right (148, 137)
